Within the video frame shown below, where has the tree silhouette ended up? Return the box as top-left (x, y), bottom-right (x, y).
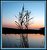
top-left (15, 5), bottom-right (33, 48)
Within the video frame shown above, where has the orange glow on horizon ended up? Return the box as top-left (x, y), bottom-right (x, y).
top-left (2, 16), bottom-right (44, 29)
top-left (2, 23), bottom-right (44, 29)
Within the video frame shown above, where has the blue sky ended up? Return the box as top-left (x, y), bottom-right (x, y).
top-left (1, 1), bottom-right (46, 29)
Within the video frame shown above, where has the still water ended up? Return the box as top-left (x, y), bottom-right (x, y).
top-left (2, 33), bottom-right (45, 48)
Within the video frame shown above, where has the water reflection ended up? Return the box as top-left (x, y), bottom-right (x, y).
top-left (2, 33), bottom-right (45, 48)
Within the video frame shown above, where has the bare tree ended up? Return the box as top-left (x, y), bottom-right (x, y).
top-left (15, 5), bottom-right (33, 48)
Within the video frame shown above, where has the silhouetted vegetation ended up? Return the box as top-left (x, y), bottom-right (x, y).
top-left (2, 27), bottom-right (45, 35)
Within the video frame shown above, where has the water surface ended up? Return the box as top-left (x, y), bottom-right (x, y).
top-left (2, 33), bottom-right (45, 48)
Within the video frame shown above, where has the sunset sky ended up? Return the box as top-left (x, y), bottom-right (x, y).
top-left (1, 1), bottom-right (46, 29)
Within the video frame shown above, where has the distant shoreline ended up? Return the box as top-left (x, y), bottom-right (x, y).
top-left (2, 27), bottom-right (45, 35)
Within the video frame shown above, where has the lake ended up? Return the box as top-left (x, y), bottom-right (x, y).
top-left (2, 33), bottom-right (45, 48)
